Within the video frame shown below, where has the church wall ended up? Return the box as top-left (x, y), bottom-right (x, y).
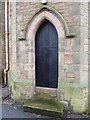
top-left (8, 1), bottom-right (88, 113)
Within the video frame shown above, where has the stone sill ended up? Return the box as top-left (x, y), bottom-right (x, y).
top-left (18, 37), bottom-right (25, 41)
top-left (66, 33), bottom-right (76, 38)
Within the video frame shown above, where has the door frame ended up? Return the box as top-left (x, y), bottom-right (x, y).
top-left (26, 9), bottom-right (65, 90)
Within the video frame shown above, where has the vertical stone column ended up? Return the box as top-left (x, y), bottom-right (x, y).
top-left (9, 1), bottom-right (17, 81)
top-left (0, 1), bottom-right (2, 85)
top-left (0, 1), bottom-right (2, 119)
top-left (0, 2), bottom-right (5, 84)
top-left (80, 2), bottom-right (88, 83)
top-left (88, 1), bottom-right (90, 112)
top-left (80, 2), bottom-right (88, 111)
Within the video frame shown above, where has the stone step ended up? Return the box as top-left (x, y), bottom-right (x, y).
top-left (35, 87), bottom-right (58, 101)
top-left (23, 87), bottom-right (64, 118)
top-left (23, 100), bottom-right (64, 118)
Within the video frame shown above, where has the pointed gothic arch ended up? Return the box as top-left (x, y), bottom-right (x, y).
top-left (26, 8), bottom-right (65, 41)
top-left (26, 8), bottom-right (65, 89)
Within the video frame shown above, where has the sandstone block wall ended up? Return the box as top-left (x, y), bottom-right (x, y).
top-left (12, 2), bottom-right (82, 83)
top-left (8, 1), bottom-right (88, 113)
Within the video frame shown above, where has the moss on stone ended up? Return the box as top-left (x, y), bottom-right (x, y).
top-left (66, 33), bottom-right (76, 37)
top-left (71, 99), bottom-right (87, 113)
top-left (31, 95), bottom-right (57, 105)
top-left (18, 37), bottom-right (25, 41)
top-left (24, 100), bottom-right (64, 113)
top-left (23, 90), bottom-right (64, 115)
top-left (59, 82), bottom-right (88, 88)
top-left (82, 110), bottom-right (90, 114)
top-left (8, 71), bottom-right (34, 103)
top-left (58, 85), bottom-right (88, 113)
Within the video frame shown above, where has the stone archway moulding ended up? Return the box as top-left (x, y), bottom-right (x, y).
top-left (25, 7), bottom-right (75, 89)
top-left (26, 9), bottom-right (65, 42)
top-left (26, 6), bottom-right (76, 40)
top-left (26, 8), bottom-right (66, 89)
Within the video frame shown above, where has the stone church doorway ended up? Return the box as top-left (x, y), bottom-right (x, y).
top-left (35, 20), bottom-right (58, 88)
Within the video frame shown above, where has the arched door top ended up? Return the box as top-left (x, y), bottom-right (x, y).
top-left (26, 8), bottom-right (65, 41)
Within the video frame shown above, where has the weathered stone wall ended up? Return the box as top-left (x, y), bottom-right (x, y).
top-left (0, 1), bottom-right (2, 84)
top-left (88, 1), bottom-right (90, 112)
top-left (15, 2), bottom-right (82, 84)
top-left (0, 2), bottom-right (5, 84)
top-left (8, 1), bottom-right (88, 113)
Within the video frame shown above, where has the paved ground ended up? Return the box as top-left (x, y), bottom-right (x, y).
top-left (2, 104), bottom-right (55, 119)
top-left (1, 101), bottom-right (90, 119)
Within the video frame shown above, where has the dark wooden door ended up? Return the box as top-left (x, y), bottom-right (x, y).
top-left (35, 20), bottom-right (58, 88)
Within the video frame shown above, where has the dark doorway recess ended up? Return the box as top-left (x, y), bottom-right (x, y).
top-left (35, 20), bottom-right (58, 88)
